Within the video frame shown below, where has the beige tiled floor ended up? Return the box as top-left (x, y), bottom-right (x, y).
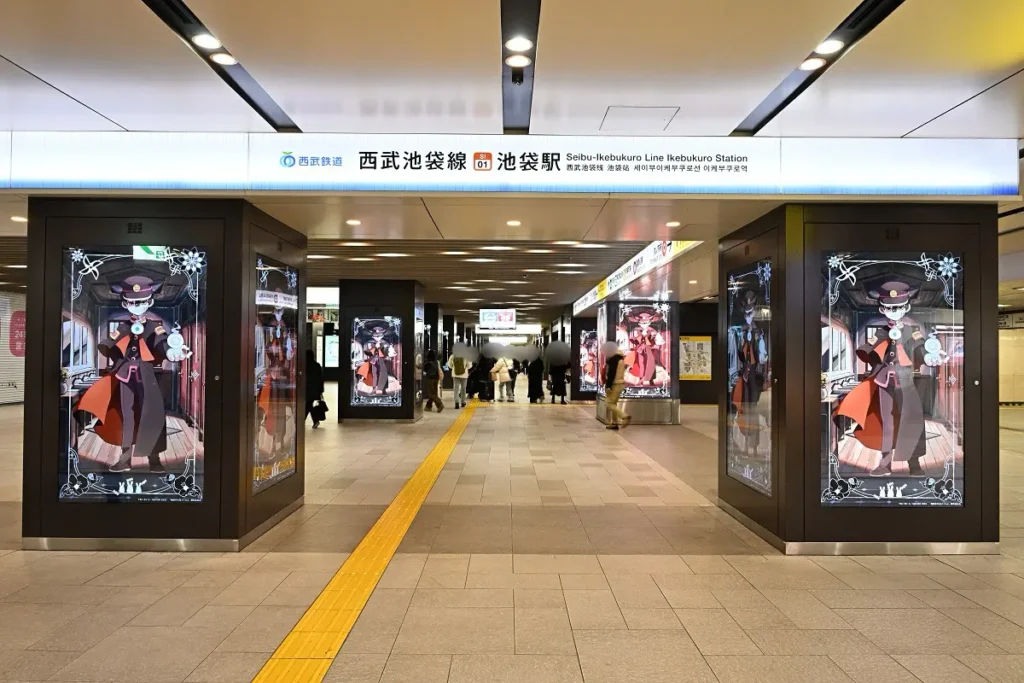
top-left (1, 395), bottom-right (1024, 680)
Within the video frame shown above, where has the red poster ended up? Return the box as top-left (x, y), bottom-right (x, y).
top-left (9, 310), bottom-right (25, 357)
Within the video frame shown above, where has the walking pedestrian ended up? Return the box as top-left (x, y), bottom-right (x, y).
top-left (422, 349), bottom-right (445, 412)
top-left (304, 348), bottom-right (325, 428)
top-left (604, 346), bottom-right (632, 430)
top-left (447, 345), bottom-right (473, 409)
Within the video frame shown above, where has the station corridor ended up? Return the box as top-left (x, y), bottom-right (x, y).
top-left (0, 396), bottom-right (1018, 681)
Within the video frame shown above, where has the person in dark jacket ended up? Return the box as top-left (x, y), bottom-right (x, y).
top-left (527, 356), bottom-right (545, 403)
top-left (549, 363), bottom-right (569, 405)
top-left (305, 348), bottom-right (325, 428)
top-left (422, 349), bottom-right (444, 412)
top-left (478, 355), bottom-right (496, 402)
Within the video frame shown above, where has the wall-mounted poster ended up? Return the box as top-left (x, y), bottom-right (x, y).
top-left (679, 336), bottom-right (712, 381)
top-left (726, 260), bottom-right (772, 496)
top-left (252, 256), bottom-right (298, 494)
top-left (616, 303), bottom-right (672, 398)
top-left (596, 304), bottom-right (607, 397)
top-left (821, 252), bottom-right (964, 507)
top-left (579, 328), bottom-right (598, 392)
top-left (60, 246), bottom-right (206, 503)
top-left (352, 316), bottom-right (402, 406)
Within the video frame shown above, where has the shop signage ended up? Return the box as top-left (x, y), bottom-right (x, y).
top-left (573, 240), bottom-right (701, 315)
top-left (679, 336), bottom-right (712, 381)
top-left (1001, 312), bottom-right (1024, 329)
top-left (255, 289), bottom-right (299, 310)
top-left (0, 132), bottom-right (1017, 197)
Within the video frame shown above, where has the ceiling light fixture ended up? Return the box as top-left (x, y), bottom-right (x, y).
top-left (345, 219), bottom-right (361, 226)
top-left (688, 280), bottom-right (698, 284)
top-left (10, 216), bottom-right (27, 223)
top-left (480, 245), bottom-right (516, 251)
top-left (503, 281), bottom-right (526, 285)
top-left (349, 257), bottom-right (376, 262)
top-left (526, 249), bottom-right (554, 254)
top-left (814, 38), bottom-right (845, 55)
top-left (210, 52), bottom-right (238, 66)
top-left (554, 263), bottom-right (586, 268)
top-left (465, 258), bottom-right (497, 263)
top-left (505, 54), bottom-right (532, 68)
top-left (553, 241), bottom-right (580, 246)
top-left (556, 270), bottom-right (584, 275)
top-left (475, 279), bottom-right (495, 283)
top-left (575, 243), bottom-right (607, 249)
top-left (506, 220), bottom-right (522, 227)
top-left (442, 251), bottom-right (469, 255)
top-left (6, 265), bottom-right (27, 269)
top-left (523, 269), bottom-right (546, 273)
top-left (376, 252), bottom-right (409, 257)
top-left (504, 36), bottom-right (534, 51)
top-left (999, 304), bottom-right (1010, 308)
top-left (537, 292), bottom-right (555, 295)
top-left (666, 221), bottom-right (681, 228)
top-left (341, 242), bottom-right (371, 247)
top-left (191, 33), bottom-right (222, 49)
top-left (307, 255), bottom-right (333, 260)
top-left (799, 57), bottom-right (826, 71)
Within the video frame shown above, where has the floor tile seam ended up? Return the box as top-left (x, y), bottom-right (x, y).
top-left (253, 403), bottom-right (480, 682)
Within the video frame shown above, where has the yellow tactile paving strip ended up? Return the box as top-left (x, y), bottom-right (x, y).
top-left (252, 401), bottom-right (481, 683)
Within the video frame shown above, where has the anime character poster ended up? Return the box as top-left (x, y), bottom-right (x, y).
top-left (726, 260), bottom-right (772, 496)
top-left (821, 252), bottom-right (964, 507)
top-left (579, 328), bottom-right (598, 392)
top-left (596, 305), bottom-right (607, 397)
top-left (60, 246), bottom-right (206, 503)
top-left (352, 316), bottom-right (402, 406)
top-left (252, 256), bottom-right (298, 493)
top-left (616, 303), bottom-right (672, 398)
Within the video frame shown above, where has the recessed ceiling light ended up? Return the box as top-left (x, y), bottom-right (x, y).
top-left (504, 36), bottom-right (534, 51)
top-left (458, 309), bottom-right (475, 312)
top-left (307, 255), bottom-right (333, 260)
top-left (191, 33), bottom-right (222, 49)
top-left (444, 286), bottom-right (469, 290)
top-left (454, 281), bottom-right (475, 285)
top-left (1015, 287), bottom-right (1024, 291)
top-left (554, 263), bottom-right (586, 268)
top-left (345, 219), bottom-right (362, 226)
top-left (666, 221), bottom-right (681, 228)
top-left (341, 241), bottom-right (371, 247)
top-left (503, 281), bottom-right (526, 285)
top-left (688, 280), bottom-right (698, 284)
top-left (505, 54), bottom-right (532, 68)
top-left (814, 38), bottom-right (845, 55)
top-left (523, 269), bottom-right (547, 273)
top-left (481, 245), bottom-right (516, 251)
top-left (526, 249), bottom-right (554, 254)
top-left (575, 243), bottom-right (607, 249)
top-left (210, 52), bottom-right (238, 66)
top-left (475, 279), bottom-right (495, 283)
top-left (6, 264), bottom-right (27, 269)
top-left (800, 57), bottom-right (826, 71)
top-left (486, 287), bottom-right (504, 291)
top-left (349, 257), bottom-right (376, 262)
top-left (442, 251), bottom-right (469, 255)
top-left (376, 253), bottom-right (409, 257)
top-left (510, 294), bottom-right (530, 298)
top-left (556, 270), bottom-right (584, 275)
top-left (506, 220), bottom-right (522, 227)
top-left (553, 241), bottom-right (580, 246)
top-left (465, 299), bottom-right (482, 302)
top-left (999, 304), bottom-right (1010, 308)
top-left (537, 292), bottom-right (555, 295)
top-left (465, 258), bottom-right (498, 263)
top-left (10, 216), bottom-right (27, 223)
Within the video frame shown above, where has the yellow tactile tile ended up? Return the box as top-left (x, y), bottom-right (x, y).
top-left (252, 402), bottom-right (479, 683)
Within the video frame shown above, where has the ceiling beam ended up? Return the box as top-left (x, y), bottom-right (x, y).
top-left (500, 0), bottom-right (542, 133)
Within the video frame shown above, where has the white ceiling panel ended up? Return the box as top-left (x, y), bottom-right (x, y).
top-left (911, 70), bottom-right (1024, 138)
top-left (190, 0), bottom-right (503, 134)
top-left (0, 0), bottom-right (272, 132)
top-left (422, 197), bottom-right (607, 240)
top-left (764, 0), bottom-right (1024, 137)
top-left (252, 196), bottom-right (440, 239)
top-left (530, 0), bottom-right (853, 136)
top-left (584, 198), bottom-right (776, 241)
top-left (0, 59), bottom-right (122, 131)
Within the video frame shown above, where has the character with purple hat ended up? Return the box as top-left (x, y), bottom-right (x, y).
top-left (833, 280), bottom-right (947, 476)
top-left (75, 275), bottom-right (190, 473)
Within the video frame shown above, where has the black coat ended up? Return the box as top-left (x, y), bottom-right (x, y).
top-left (306, 360), bottom-right (325, 402)
top-left (527, 358), bottom-right (545, 400)
top-left (550, 364), bottom-right (569, 397)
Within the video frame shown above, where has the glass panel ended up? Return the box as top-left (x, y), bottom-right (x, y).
top-left (352, 316), bottom-right (403, 406)
top-left (579, 327), bottom-right (598, 392)
top-left (252, 255), bottom-right (299, 494)
top-left (726, 259), bottom-right (773, 496)
top-left (60, 246), bottom-right (206, 502)
top-left (821, 252), bottom-right (964, 507)
top-left (617, 303), bottom-right (672, 399)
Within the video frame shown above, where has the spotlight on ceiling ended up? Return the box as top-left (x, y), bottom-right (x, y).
top-left (504, 36), bottom-right (534, 51)
top-left (191, 33), bottom-right (222, 49)
top-left (345, 219), bottom-right (361, 226)
top-left (210, 52), bottom-right (238, 66)
top-left (505, 54), bottom-right (531, 68)
top-left (506, 220), bottom-right (522, 227)
top-left (666, 221), bottom-right (681, 228)
top-left (814, 38), bottom-right (845, 55)
top-left (800, 57), bottom-right (826, 71)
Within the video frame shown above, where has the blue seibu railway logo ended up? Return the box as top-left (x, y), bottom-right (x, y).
top-left (280, 152), bottom-right (297, 168)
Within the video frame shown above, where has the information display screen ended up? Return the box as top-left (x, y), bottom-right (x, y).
top-left (479, 308), bottom-right (516, 330)
top-left (596, 305), bottom-right (607, 397)
top-left (579, 328), bottom-right (598, 392)
top-left (60, 246), bottom-right (206, 503)
top-left (821, 251), bottom-right (964, 507)
top-left (324, 335), bottom-right (340, 368)
top-left (616, 303), bottom-right (672, 399)
top-left (252, 256), bottom-right (299, 494)
top-left (726, 260), bottom-right (773, 496)
top-left (352, 316), bottom-right (402, 406)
